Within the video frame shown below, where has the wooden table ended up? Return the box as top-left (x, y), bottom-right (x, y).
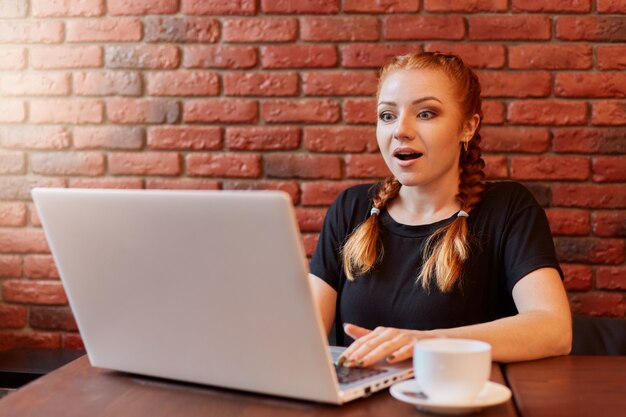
top-left (504, 356), bottom-right (626, 417)
top-left (0, 355), bottom-right (517, 417)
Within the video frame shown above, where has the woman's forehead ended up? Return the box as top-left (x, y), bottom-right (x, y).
top-left (378, 69), bottom-right (457, 102)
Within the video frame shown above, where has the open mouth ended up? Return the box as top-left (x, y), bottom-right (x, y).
top-left (395, 151), bottom-right (423, 161)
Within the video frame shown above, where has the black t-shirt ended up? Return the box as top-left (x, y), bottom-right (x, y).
top-left (310, 181), bottom-right (562, 346)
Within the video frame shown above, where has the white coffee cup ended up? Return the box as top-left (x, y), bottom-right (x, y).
top-left (413, 338), bottom-right (491, 404)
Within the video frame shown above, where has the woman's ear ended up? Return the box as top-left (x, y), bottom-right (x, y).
top-left (463, 113), bottom-right (481, 139)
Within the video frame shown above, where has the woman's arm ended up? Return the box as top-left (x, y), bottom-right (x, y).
top-left (340, 267), bottom-right (572, 367)
top-left (309, 273), bottom-right (337, 336)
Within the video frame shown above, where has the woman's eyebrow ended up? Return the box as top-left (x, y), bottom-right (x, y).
top-left (377, 96), bottom-right (443, 107)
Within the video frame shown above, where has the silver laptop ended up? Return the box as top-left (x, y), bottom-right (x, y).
top-left (32, 188), bottom-right (413, 404)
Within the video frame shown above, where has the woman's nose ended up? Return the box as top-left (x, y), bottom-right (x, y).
top-left (393, 113), bottom-right (416, 141)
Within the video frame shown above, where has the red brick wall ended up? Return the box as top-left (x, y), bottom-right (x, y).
top-left (1, 1), bottom-right (625, 350)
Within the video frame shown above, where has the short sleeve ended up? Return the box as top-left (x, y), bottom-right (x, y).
top-left (500, 186), bottom-right (563, 293)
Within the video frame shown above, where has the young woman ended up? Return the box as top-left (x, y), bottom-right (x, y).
top-left (309, 52), bottom-right (572, 368)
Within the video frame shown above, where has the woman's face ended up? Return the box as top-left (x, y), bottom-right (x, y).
top-left (376, 69), bottom-right (475, 189)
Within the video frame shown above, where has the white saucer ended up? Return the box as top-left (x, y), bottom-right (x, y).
top-left (389, 379), bottom-right (512, 415)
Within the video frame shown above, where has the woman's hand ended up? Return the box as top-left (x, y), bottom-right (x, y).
top-left (338, 323), bottom-right (432, 368)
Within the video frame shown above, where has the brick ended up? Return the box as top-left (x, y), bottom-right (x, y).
top-left (0, 331), bottom-right (61, 351)
top-left (265, 154), bottom-right (341, 179)
top-left (223, 72), bottom-right (298, 97)
top-left (107, 98), bottom-right (179, 124)
top-left (0, 73), bottom-right (69, 96)
top-left (63, 333), bottom-right (84, 350)
top-left (343, 0), bottom-right (419, 13)
top-left (73, 71), bottom-right (142, 96)
top-left (556, 17), bottom-right (626, 42)
top-left (184, 99), bottom-right (258, 123)
top-left (596, 267), bottom-right (626, 290)
top-left (24, 255), bottom-right (59, 279)
top-left (552, 184), bottom-right (626, 209)
top-left (480, 127), bottom-right (550, 153)
top-left (597, 46), bottom-right (626, 70)
top-left (31, 152), bottom-right (105, 177)
top-left (345, 154), bottom-right (390, 179)
top-left (30, 306), bottom-right (77, 331)
top-left (597, 0), bottom-right (626, 12)
top-left (383, 16), bottom-right (465, 40)
top-left (148, 126), bottom-right (222, 150)
top-left (29, 206), bottom-right (41, 227)
top-left (0, 255), bottom-right (22, 278)
top-left (0, 304), bottom-right (26, 328)
top-left (0, 202), bottom-right (27, 227)
top-left (509, 44), bottom-right (593, 70)
top-left (425, 0), bottom-right (507, 11)
top-left (186, 153), bottom-right (261, 178)
top-left (261, 0), bottom-right (339, 14)
top-left (424, 43), bottom-right (505, 69)
top-left (592, 157), bottom-right (626, 182)
top-left (482, 155), bottom-right (509, 180)
top-left (0, 47), bottom-right (26, 69)
top-left (302, 71), bottom-right (378, 96)
top-left (66, 18), bottom-right (142, 42)
top-left (555, 72), bottom-right (626, 98)
top-left (0, 1), bottom-right (28, 17)
top-left (545, 209), bottom-right (590, 236)
top-left (144, 17), bottom-right (219, 43)
top-left (0, 21), bottom-right (64, 43)
top-left (30, 99), bottom-right (103, 124)
top-left (569, 292), bottom-right (626, 317)
top-left (553, 128), bottom-right (626, 154)
top-left (262, 99), bottom-right (340, 123)
top-left (31, 45), bottom-right (103, 69)
top-left (146, 72), bottom-right (219, 96)
top-left (183, 45), bottom-right (257, 69)
top-left (106, 45), bottom-right (180, 69)
top-left (222, 181), bottom-right (300, 204)
top-left (223, 18), bottom-right (297, 42)
top-left (510, 156), bottom-right (589, 181)
top-left (0, 151), bottom-right (25, 175)
top-left (301, 181), bottom-right (365, 206)
top-left (592, 211), bottom-right (626, 237)
top-left (592, 101), bottom-right (626, 126)
top-left (295, 208), bottom-right (327, 233)
top-left (225, 126), bottom-right (300, 151)
top-left (512, 0), bottom-right (591, 12)
top-left (146, 179), bottom-right (220, 190)
top-left (482, 101), bottom-right (505, 124)
top-left (507, 100), bottom-right (587, 126)
top-left (561, 264), bottom-right (592, 291)
top-left (0, 178), bottom-right (66, 200)
top-left (303, 126), bottom-right (377, 153)
top-left (261, 45), bottom-right (337, 69)
top-left (109, 153), bottom-right (181, 176)
top-left (343, 98), bottom-right (377, 124)
top-left (32, 0), bottom-right (104, 17)
top-left (555, 237), bottom-right (625, 264)
top-left (0, 126), bottom-right (70, 150)
top-left (109, 0), bottom-right (178, 15)
top-left (74, 126), bottom-right (144, 150)
top-left (69, 178), bottom-right (143, 189)
top-left (469, 16), bottom-right (551, 40)
top-left (341, 43), bottom-right (420, 68)
top-left (2, 280), bottom-right (66, 305)
top-left (182, 0), bottom-right (257, 15)
top-left (0, 100), bottom-right (25, 123)
top-left (479, 71), bottom-right (551, 98)
top-left (301, 17), bottom-right (379, 41)
top-left (302, 233), bottom-right (319, 258)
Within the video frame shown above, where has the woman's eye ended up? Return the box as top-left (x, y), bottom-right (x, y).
top-left (418, 111), bottom-right (435, 120)
top-left (378, 112), bottom-right (395, 122)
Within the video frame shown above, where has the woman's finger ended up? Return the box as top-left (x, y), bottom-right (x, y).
top-left (386, 341), bottom-right (415, 363)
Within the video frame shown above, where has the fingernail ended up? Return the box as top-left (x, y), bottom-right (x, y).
top-left (386, 354), bottom-right (395, 361)
top-left (344, 360), bottom-right (355, 368)
top-left (356, 361), bottom-right (364, 368)
top-left (336, 356), bottom-right (346, 366)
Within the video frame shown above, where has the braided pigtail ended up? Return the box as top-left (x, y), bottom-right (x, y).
top-left (418, 133), bottom-right (486, 291)
top-left (342, 177), bottom-right (401, 281)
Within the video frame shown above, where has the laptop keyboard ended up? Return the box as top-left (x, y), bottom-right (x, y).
top-left (334, 364), bottom-right (388, 384)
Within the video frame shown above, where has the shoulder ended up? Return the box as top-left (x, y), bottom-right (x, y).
top-left (332, 183), bottom-right (377, 209)
top-left (482, 181), bottom-right (541, 212)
